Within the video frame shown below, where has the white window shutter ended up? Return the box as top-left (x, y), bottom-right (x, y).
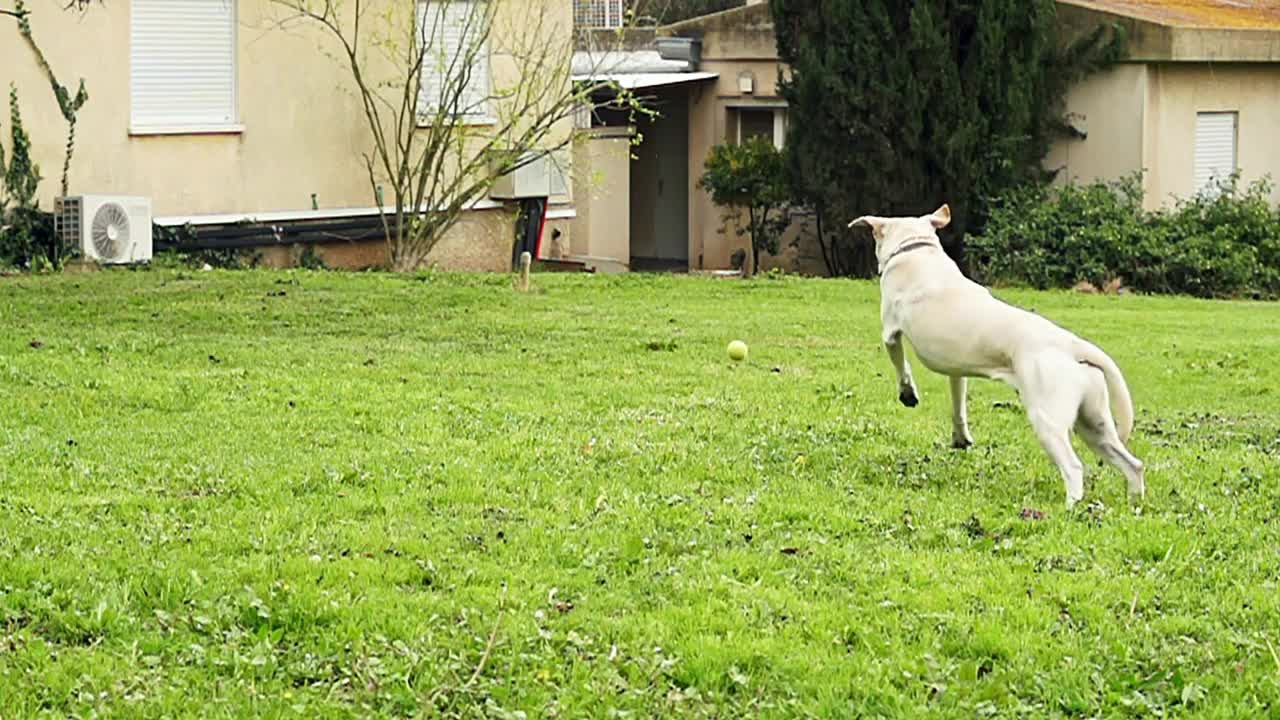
top-left (130, 0), bottom-right (237, 130)
top-left (417, 1), bottom-right (490, 121)
top-left (1194, 112), bottom-right (1237, 194)
top-left (416, 1), bottom-right (453, 115)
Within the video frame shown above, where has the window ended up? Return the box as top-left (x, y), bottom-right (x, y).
top-left (130, 0), bottom-right (238, 133)
top-left (1194, 111), bottom-right (1237, 195)
top-left (417, 0), bottom-right (492, 123)
top-left (733, 107), bottom-right (787, 149)
top-left (738, 109), bottom-right (775, 145)
top-left (574, 0), bottom-right (624, 29)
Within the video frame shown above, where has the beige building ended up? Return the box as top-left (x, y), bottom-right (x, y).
top-left (1048, 0), bottom-right (1280, 208)
top-left (12, 0), bottom-right (1270, 273)
top-left (574, 0), bottom-right (1280, 277)
top-left (670, 2), bottom-right (815, 274)
top-left (569, 0), bottom-right (826, 275)
top-left (2, 0), bottom-right (579, 270)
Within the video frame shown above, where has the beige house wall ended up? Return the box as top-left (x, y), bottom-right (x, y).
top-left (686, 58), bottom-right (788, 271)
top-left (1, 0), bottom-right (574, 270)
top-left (1142, 63), bottom-right (1280, 208)
top-left (569, 128), bottom-right (632, 269)
top-left (687, 80), bottom-right (722, 270)
top-left (257, 206), bottom-right (526, 271)
top-left (660, 2), bottom-right (816, 273)
top-left (1048, 62), bottom-right (1280, 210)
top-left (686, 78), bottom-right (829, 274)
top-left (1046, 64), bottom-right (1148, 194)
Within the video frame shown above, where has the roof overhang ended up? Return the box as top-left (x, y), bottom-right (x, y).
top-left (1058, 0), bottom-right (1280, 62)
top-left (571, 49), bottom-right (690, 76)
top-left (572, 71), bottom-right (718, 90)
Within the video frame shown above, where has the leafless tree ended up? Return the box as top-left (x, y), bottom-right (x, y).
top-left (267, 0), bottom-right (638, 271)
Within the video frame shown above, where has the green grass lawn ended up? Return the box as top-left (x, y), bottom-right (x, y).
top-left (2, 269), bottom-right (1279, 718)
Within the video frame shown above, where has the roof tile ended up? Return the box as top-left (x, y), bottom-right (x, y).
top-left (1062, 0), bottom-right (1280, 30)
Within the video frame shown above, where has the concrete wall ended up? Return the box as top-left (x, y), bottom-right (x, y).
top-left (569, 127), bottom-right (632, 268)
top-left (1045, 64), bottom-right (1148, 193)
top-left (257, 207), bottom-right (522, 270)
top-left (706, 207), bottom-right (830, 276)
top-left (1, 0), bottom-right (574, 270)
top-left (1143, 63), bottom-right (1280, 208)
top-left (1056, 1), bottom-right (1280, 64)
top-left (1049, 61), bottom-right (1280, 210)
top-left (686, 80), bottom-right (723, 270)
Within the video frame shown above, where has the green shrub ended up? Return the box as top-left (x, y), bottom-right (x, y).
top-left (969, 174), bottom-right (1280, 298)
top-left (698, 138), bottom-right (790, 276)
top-left (1, 83), bottom-right (48, 269)
top-left (1143, 178), bottom-right (1280, 297)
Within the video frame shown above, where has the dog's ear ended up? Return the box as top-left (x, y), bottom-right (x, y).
top-left (928, 204), bottom-right (951, 229)
top-left (848, 216), bottom-right (882, 231)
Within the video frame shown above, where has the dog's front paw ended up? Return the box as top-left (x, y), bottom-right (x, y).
top-left (951, 434), bottom-right (974, 450)
top-left (898, 386), bottom-right (919, 408)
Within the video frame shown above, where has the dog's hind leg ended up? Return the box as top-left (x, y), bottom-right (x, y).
top-left (1076, 368), bottom-right (1146, 501)
top-left (1030, 415), bottom-right (1086, 507)
top-left (884, 331), bottom-right (919, 408)
top-left (1020, 355), bottom-right (1087, 506)
top-left (949, 376), bottom-right (974, 449)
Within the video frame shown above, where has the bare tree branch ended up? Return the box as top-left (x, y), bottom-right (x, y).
top-left (2, 0), bottom-right (99, 18)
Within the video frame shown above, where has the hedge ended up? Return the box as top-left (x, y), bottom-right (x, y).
top-left (968, 174), bottom-right (1280, 299)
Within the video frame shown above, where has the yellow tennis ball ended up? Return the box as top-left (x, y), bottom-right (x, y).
top-left (727, 340), bottom-right (748, 362)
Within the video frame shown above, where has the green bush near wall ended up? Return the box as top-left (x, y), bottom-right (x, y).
top-left (969, 174), bottom-right (1280, 299)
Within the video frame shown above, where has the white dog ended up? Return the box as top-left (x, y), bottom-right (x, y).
top-left (849, 204), bottom-right (1144, 506)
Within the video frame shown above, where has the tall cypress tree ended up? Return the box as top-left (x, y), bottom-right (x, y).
top-left (772, 0), bottom-right (1123, 276)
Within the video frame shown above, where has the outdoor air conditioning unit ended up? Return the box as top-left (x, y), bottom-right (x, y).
top-left (490, 152), bottom-right (570, 199)
top-left (55, 195), bottom-right (153, 265)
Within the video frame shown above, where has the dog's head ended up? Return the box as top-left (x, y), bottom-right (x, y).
top-left (848, 205), bottom-right (951, 269)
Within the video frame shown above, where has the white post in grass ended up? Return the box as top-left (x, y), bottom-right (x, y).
top-left (518, 251), bottom-right (532, 292)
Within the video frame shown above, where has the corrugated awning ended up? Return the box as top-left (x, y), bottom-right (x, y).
top-left (573, 72), bottom-right (718, 90)
top-left (572, 49), bottom-right (689, 76)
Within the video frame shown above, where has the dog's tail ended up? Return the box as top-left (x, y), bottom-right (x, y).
top-left (1074, 340), bottom-right (1135, 442)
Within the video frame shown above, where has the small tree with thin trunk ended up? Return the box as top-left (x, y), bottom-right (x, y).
top-left (267, 0), bottom-right (636, 271)
top-left (698, 137), bottom-right (790, 276)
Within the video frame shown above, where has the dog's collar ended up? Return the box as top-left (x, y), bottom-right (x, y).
top-left (880, 236), bottom-right (941, 273)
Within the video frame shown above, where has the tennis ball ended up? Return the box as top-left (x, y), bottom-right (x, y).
top-left (727, 340), bottom-right (748, 362)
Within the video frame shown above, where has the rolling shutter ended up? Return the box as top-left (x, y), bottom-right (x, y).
top-left (1194, 112), bottom-right (1237, 194)
top-left (130, 0), bottom-right (237, 130)
top-left (417, 1), bottom-right (491, 122)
